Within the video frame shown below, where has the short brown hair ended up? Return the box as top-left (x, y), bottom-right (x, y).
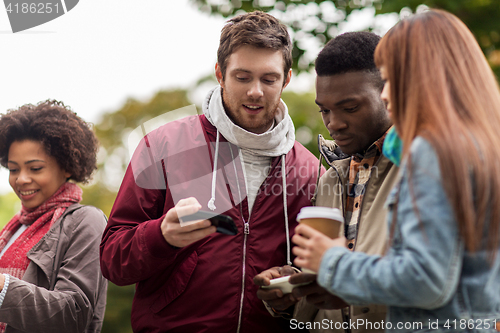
top-left (0, 100), bottom-right (99, 183)
top-left (217, 11), bottom-right (292, 83)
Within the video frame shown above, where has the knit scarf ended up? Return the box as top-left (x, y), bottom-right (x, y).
top-left (0, 182), bottom-right (82, 278)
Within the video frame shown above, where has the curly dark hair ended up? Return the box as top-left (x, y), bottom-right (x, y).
top-left (315, 31), bottom-right (383, 88)
top-left (0, 100), bottom-right (99, 183)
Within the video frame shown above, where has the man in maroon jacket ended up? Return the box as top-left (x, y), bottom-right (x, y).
top-left (100, 11), bottom-right (321, 333)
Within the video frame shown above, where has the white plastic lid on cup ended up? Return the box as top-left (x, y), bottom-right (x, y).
top-left (296, 206), bottom-right (344, 223)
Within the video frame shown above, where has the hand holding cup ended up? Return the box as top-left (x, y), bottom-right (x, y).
top-left (292, 207), bottom-right (346, 273)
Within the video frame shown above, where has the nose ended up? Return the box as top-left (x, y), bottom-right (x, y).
top-left (323, 112), bottom-right (347, 133)
top-left (381, 83), bottom-right (390, 109)
top-left (16, 170), bottom-right (32, 185)
top-left (247, 80), bottom-right (264, 99)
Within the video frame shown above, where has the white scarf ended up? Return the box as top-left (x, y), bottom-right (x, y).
top-left (203, 86), bottom-right (295, 157)
top-left (202, 86), bottom-right (294, 266)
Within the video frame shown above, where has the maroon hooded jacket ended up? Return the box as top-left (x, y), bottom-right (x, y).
top-left (100, 115), bottom-right (321, 332)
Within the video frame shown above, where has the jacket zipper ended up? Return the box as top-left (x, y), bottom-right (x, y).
top-left (234, 149), bottom-right (249, 333)
top-left (236, 218), bottom-right (249, 333)
top-left (212, 135), bottom-right (249, 333)
top-left (235, 152), bottom-right (274, 332)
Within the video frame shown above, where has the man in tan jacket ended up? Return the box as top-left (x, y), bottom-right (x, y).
top-left (254, 31), bottom-right (400, 332)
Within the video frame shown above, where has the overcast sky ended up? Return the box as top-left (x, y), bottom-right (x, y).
top-left (0, 0), bottom-right (231, 193)
top-left (0, 0), bottom-right (229, 122)
top-left (0, 0), bottom-right (398, 194)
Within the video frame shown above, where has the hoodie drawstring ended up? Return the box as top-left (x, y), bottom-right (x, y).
top-left (282, 155), bottom-right (292, 266)
top-left (207, 134), bottom-right (291, 266)
top-left (208, 129), bottom-right (220, 211)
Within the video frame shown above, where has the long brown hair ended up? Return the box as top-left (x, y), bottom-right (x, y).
top-left (375, 9), bottom-right (500, 254)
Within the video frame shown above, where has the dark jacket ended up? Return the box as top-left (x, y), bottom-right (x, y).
top-left (100, 114), bottom-right (321, 333)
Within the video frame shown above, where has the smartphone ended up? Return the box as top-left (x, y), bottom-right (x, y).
top-left (179, 210), bottom-right (238, 236)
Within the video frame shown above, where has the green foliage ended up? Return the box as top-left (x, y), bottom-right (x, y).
top-left (101, 283), bottom-right (135, 333)
top-left (190, 0), bottom-right (385, 71)
top-left (95, 89), bottom-right (193, 161)
top-left (189, 0), bottom-right (500, 80)
top-left (93, 90), bottom-right (194, 194)
top-left (80, 185), bottom-right (116, 218)
top-left (0, 192), bottom-right (21, 228)
top-left (377, 0), bottom-right (500, 77)
top-left (282, 90), bottom-right (329, 155)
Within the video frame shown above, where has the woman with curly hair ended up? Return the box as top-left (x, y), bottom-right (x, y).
top-left (292, 9), bottom-right (500, 332)
top-left (0, 100), bottom-right (107, 333)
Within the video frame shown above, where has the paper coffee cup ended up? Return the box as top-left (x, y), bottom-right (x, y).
top-left (296, 206), bottom-right (344, 273)
top-left (296, 206), bottom-right (343, 238)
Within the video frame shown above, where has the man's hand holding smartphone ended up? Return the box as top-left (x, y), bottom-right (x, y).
top-left (161, 197), bottom-right (238, 248)
top-left (162, 197), bottom-right (217, 248)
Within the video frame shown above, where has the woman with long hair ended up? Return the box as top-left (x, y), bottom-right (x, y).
top-left (293, 9), bottom-right (500, 332)
top-left (0, 100), bottom-right (107, 333)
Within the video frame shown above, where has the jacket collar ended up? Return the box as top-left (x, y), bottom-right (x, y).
top-left (311, 134), bottom-right (395, 206)
top-left (317, 134), bottom-right (350, 168)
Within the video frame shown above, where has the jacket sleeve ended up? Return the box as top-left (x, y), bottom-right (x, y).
top-left (0, 206), bottom-right (108, 333)
top-left (99, 161), bottom-right (180, 286)
top-left (317, 137), bottom-right (463, 309)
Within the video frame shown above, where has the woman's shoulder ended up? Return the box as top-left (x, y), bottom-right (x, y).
top-left (62, 204), bottom-right (108, 231)
top-left (405, 136), bottom-right (441, 180)
top-left (408, 136), bottom-right (439, 164)
top-left (409, 136), bottom-right (435, 155)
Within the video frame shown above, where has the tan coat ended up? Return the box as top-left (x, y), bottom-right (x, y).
top-left (294, 135), bottom-right (400, 333)
top-left (0, 204), bottom-right (108, 333)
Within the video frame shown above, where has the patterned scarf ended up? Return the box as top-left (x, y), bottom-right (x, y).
top-left (0, 182), bottom-right (82, 278)
top-left (344, 130), bottom-right (388, 243)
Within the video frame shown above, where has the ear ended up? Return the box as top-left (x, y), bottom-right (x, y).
top-left (215, 63), bottom-right (224, 88)
top-left (64, 171), bottom-right (71, 179)
top-left (283, 69), bottom-right (292, 89)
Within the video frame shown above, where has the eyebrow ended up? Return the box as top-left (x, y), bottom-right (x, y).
top-left (232, 68), bottom-right (281, 76)
top-left (7, 159), bottom-right (45, 165)
top-left (315, 97), bottom-right (358, 107)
